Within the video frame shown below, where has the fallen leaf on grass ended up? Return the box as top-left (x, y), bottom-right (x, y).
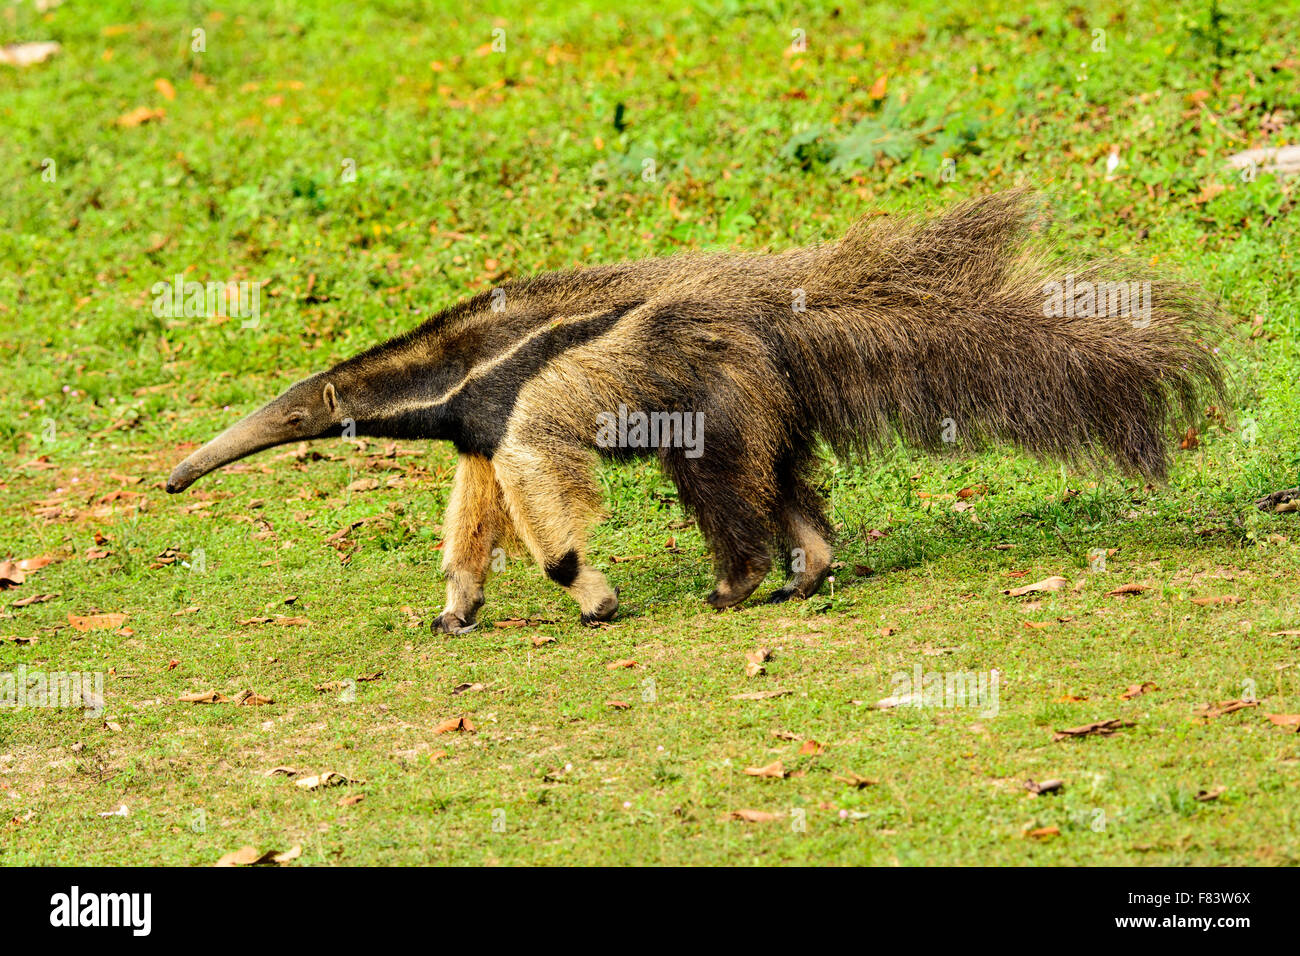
top-left (1106, 583), bottom-right (1148, 597)
top-left (1052, 719), bottom-right (1134, 741)
top-left (116, 106), bottom-right (165, 127)
top-left (772, 730), bottom-right (801, 741)
top-left (605, 658), bottom-right (638, 670)
top-left (1121, 682), bottom-right (1158, 700)
top-left (730, 689), bottom-right (792, 701)
top-left (529, 635), bottom-right (556, 647)
top-left (429, 750), bottom-right (448, 762)
top-left (1026, 826), bottom-right (1060, 840)
top-left (433, 716), bottom-right (475, 734)
top-left (1264, 713), bottom-right (1300, 731)
top-left (1024, 778), bottom-right (1065, 795)
top-left (832, 772), bottom-right (876, 789)
top-left (295, 772), bottom-right (357, 790)
top-left (1191, 595), bottom-right (1244, 606)
top-left (0, 635), bottom-right (38, 646)
top-left (345, 477), bottom-right (380, 493)
top-left (2, 560), bottom-right (30, 586)
top-left (338, 793), bottom-right (364, 807)
top-left (798, 739), bottom-right (825, 755)
top-left (727, 809), bottom-right (780, 823)
top-left (606, 699), bottom-right (631, 709)
top-left (11, 592), bottom-right (56, 607)
top-left (1195, 786), bottom-right (1227, 802)
top-left (452, 682), bottom-right (486, 695)
top-left (68, 612), bottom-right (127, 632)
top-left (0, 41), bottom-right (61, 67)
top-left (97, 804), bottom-right (129, 818)
top-left (262, 766), bottom-right (300, 778)
top-left (178, 689), bottom-right (273, 705)
top-left (179, 690), bottom-right (225, 704)
top-left (494, 617), bottom-right (555, 628)
top-left (1003, 576), bottom-right (1068, 597)
top-left (1194, 699), bottom-right (1259, 719)
top-left (215, 845), bottom-right (301, 867)
top-left (744, 760), bottom-right (787, 779)
top-left (744, 647), bottom-right (771, 677)
top-left (1269, 629), bottom-right (1300, 637)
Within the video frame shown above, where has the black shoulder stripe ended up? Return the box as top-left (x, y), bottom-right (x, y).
top-left (445, 305), bottom-right (634, 456)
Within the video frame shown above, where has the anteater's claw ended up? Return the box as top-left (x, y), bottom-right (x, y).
top-left (433, 612), bottom-right (476, 635)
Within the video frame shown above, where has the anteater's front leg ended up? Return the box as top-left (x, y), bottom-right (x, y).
top-left (492, 442), bottom-right (619, 625)
top-left (435, 453), bottom-right (508, 634)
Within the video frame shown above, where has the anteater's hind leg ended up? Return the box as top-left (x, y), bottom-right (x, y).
top-left (492, 442), bottom-right (620, 625)
top-left (434, 452), bottom-right (508, 635)
top-left (663, 448), bottom-right (775, 610)
top-left (766, 455), bottom-right (833, 603)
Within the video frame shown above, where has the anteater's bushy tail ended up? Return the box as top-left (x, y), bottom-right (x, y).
top-left (788, 190), bottom-right (1226, 480)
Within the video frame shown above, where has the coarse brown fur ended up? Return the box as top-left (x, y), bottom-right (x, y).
top-left (167, 190), bottom-right (1226, 630)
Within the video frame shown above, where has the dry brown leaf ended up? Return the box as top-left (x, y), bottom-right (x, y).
top-left (833, 772), bottom-right (876, 789)
top-left (529, 635), bottom-right (556, 647)
top-left (744, 647), bottom-right (771, 677)
top-left (1003, 576), bottom-right (1068, 597)
top-left (433, 716), bottom-right (475, 734)
top-left (1264, 713), bottom-right (1300, 731)
top-left (116, 106), bottom-right (165, 127)
top-left (1120, 681), bottom-right (1158, 700)
top-left (154, 77), bottom-right (176, 100)
top-left (728, 809), bottom-right (779, 823)
top-left (744, 760), bottom-right (787, 779)
top-left (0, 635), bottom-right (38, 646)
top-left (1195, 699), bottom-right (1259, 719)
top-left (867, 73), bottom-right (888, 98)
top-left (0, 562), bottom-right (26, 588)
top-left (605, 658), bottom-right (638, 670)
top-left (798, 739), bottom-right (825, 755)
top-left (1195, 786), bottom-right (1227, 802)
top-left (1191, 595), bottom-right (1244, 606)
top-left (452, 682), bottom-right (486, 695)
top-left (1026, 826), bottom-right (1060, 840)
top-left (338, 793), bottom-right (365, 807)
top-left (730, 689), bottom-right (792, 701)
top-left (68, 612), bottom-right (127, 632)
top-left (606, 699), bottom-right (631, 710)
top-left (11, 593), bottom-right (55, 607)
top-left (179, 690), bottom-right (226, 704)
top-left (0, 41), bottom-right (61, 67)
top-left (1052, 718), bottom-right (1134, 741)
top-left (1024, 778), bottom-right (1065, 795)
top-left (295, 771), bottom-right (357, 790)
top-left (1106, 583), bottom-right (1148, 597)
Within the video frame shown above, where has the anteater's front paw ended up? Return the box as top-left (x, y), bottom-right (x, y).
top-left (763, 586), bottom-right (798, 604)
top-left (433, 611), bottom-right (478, 635)
top-left (580, 590), bottom-right (619, 626)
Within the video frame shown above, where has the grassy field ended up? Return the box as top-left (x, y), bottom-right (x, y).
top-left (2, 0), bottom-right (1299, 865)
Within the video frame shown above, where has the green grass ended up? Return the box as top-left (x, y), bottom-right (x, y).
top-left (2, 0), bottom-right (1299, 865)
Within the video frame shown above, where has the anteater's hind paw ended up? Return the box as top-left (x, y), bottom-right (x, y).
top-left (580, 589), bottom-right (619, 626)
top-left (433, 612), bottom-right (478, 635)
top-left (764, 586), bottom-right (798, 604)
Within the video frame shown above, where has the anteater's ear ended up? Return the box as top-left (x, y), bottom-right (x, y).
top-left (322, 382), bottom-right (338, 415)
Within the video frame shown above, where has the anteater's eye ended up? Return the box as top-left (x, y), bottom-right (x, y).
top-left (286, 410), bottom-right (304, 425)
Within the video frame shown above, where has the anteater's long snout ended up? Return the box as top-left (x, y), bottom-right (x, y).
top-left (166, 407), bottom-right (288, 493)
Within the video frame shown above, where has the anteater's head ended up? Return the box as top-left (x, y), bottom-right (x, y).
top-left (166, 375), bottom-right (343, 493)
